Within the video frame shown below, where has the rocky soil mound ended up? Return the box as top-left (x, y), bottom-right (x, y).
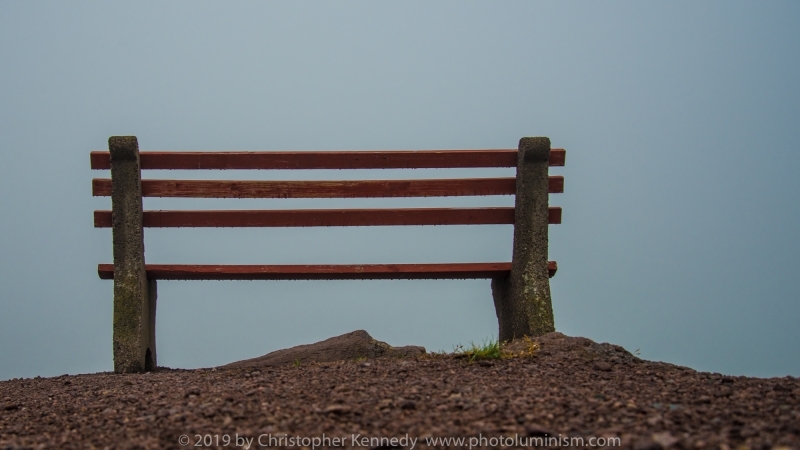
top-left (1, 332), bottom-right (798, 450)
top-left (222, 330), bottom-right (425, 369)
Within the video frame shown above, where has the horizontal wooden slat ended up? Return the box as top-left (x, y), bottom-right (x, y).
top-left (93, 207), bottom-right (563, 228)
top-left (550, 175), bottom-right (564, 193)
top-left (92, 176), bottom-right (564, 198)
top-left (97, 261), bottom-right (558, 280)
top-left (550, 149), bottom-right (565, 166)
top-left (90, 149), bottom-right (566, 170)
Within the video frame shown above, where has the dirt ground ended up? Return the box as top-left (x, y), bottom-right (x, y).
top-left (1, 333), bottom-right (798, 449)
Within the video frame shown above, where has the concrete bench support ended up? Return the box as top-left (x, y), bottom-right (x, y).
top-left (492, 137), bottom-right (555, 341)
top-left (109, 136), bottom-right (157, 373)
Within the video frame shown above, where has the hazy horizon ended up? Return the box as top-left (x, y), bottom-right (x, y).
top-left (1, 1), bottom-right (798, 380)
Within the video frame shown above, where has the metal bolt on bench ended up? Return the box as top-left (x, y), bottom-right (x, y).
top-left (91, 136), bottom-right (565, 373)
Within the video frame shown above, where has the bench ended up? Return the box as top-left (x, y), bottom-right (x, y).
top-left (91, 136), bottom-right (565, 373)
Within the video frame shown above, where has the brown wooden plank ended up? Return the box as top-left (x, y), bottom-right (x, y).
top-left (549, 206), bottom-right (562, 225)
top-left (93, 178), bottom-right (514, 198)
top-left (92, 176), bottom-right (564, 198)
top-left (90, 151), bottom-right (108, 169)
top-left (549, 148), bottom-right (566, 167)
top-left (93, 207), bottom-right (563, 228)
top-left (90, 149), bottom-right (566, 170)
top-left (550, 175), bottom-right (564, 193)
top-left (97, 261), bottom-right (558, 280)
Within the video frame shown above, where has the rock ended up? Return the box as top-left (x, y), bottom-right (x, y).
top-left (695, 395), bottom-right (712, 404)
top-left (524, 332), bottom-right (641, 371)
top-left (651, 432), bottom-right (679, 448)
top-left (526, 425), bottom-right (556, 437)
top-left (322, 404), bottom-right (350, 414)
top-left (400, 400), bottom-right (416, 410)
top-left (221, 330), bottom-right (426, 368)
top-left (183, 386), bottom-right (201, 397)
top-left (633, 439), bottom-right (663, 450)
top-left (594, 361), bottom-right (613, 371)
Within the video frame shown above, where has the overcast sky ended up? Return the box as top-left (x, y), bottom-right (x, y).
top-left (1, 1), bottom-right (798, 380)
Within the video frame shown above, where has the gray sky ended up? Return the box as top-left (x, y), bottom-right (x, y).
top-left (1, 1), bottom-right (798, 380)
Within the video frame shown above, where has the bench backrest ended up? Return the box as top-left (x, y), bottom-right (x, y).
top-left (91, 149), bottom-right (564, 229)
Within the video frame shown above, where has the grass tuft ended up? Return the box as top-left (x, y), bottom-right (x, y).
top-left (454, 338), bottom-right (503, 362)
top-left (423, 336), bottom-right (541, 361)
top-left (453, 336), bottom-right (540, 362)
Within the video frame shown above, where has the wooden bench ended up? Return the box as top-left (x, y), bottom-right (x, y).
top-left (92, 136), bottom-right (565, 373)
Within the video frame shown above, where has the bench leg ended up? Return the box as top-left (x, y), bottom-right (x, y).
top-left (109, 136), bottom-right (154, 373)
top-left (145, 279), bottom-right (157, 371)
top-left (491, 276), bottom-right (511, 337)
top-left (493, 137), bottom-right (555, 341)
top-left (113, 277), bottom-right (156, 373)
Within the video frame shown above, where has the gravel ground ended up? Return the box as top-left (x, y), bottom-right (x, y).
top-left (1, 333), bottom-right (798, 450)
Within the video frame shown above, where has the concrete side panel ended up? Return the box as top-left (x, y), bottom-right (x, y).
top-left (109, 136), bottom-right (152, 373)
top-left (493, 137), bottom-right (555, 341)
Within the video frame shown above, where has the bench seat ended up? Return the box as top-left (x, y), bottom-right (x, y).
top-left (98, 261), bottom-right (557, 281)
